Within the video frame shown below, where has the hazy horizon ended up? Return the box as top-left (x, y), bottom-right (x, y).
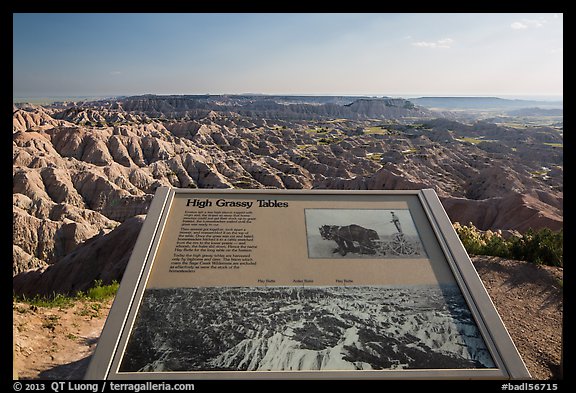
top-left (12, 93), bottom-right (564, 105)
top-left (13, 13), bottom-right (563, 99)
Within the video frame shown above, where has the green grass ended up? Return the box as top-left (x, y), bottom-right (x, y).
top-left (297, 144), bottom-right (314, 150)
top-left (316, 137), bottom-right (342, 145)
top-left (17, 293), bottom-right (76, 309)
top-left (304, 127), bottom-right (323, 134)
top-left (494, 122), bottom-right (530, 129)
top-left (364, 126), bottom-right (389, 135)
top-left (455, 137), bottom-right (483, 145)
top-left (14, 279), bottom-right (119, 308)
top-left (81, 280), bottom-right (120, 301)
top-left (455, 136), bottom-right (499, 145)
top-left (232, 180), bottom-right (254, 188)
top-left (530, 170), bottom-right (549, 177)
top-left (543, 142), bottom-right (563, 148)
top-left (366, 152), bottom-right (383, 161)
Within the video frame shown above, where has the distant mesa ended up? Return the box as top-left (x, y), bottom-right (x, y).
top-left (411, 96), bottom-right (563, 110)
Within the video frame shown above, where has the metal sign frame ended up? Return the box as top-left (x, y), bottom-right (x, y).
top-left (85, 187), bottom-right (530, 380)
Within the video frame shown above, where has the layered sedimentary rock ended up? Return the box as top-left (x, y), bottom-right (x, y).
top-left (13, 215), bottom-right (145, 296)
top-left (12, 95), bottom-right (562, 295)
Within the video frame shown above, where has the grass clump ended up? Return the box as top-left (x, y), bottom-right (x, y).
top-left (14, 279), bottom-right (119, 308)
top-left (16, 293), bottom-right (76, 309)
top-left (364, 126), bottom-right (389, 135)
top-left (80, 280), bottom-right (120, 302)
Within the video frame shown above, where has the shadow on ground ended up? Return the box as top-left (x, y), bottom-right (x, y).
top-left (37, 356), bottom-right (92, 380)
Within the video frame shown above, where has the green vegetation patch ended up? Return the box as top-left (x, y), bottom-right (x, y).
top-left (455, 137), bottom-right (483, 145)
top-left (81, 279), bottom-right (120, 301)
top-left (17, 293), bottom-right (76, 309)
top-left (366, 152), bottom-right (383, 161)
top-left (454, 223), bottom-right (563, 267)
top-left (530, 170), bottom-right (549, 177)
top-left (364, 126), bottom-right (390, 135)
top-left (304, 127), bottom-right (323, 134)
top-left (454, 136), bottom-right (499, 145)
top-left (297, 144), bottom-right (314, 150)
top-left (232, 179), bottom-right (254, 188)
top-left (14, 279), bottom-right (120, 308)
top-left (316, 137), bottom-right (342, 145)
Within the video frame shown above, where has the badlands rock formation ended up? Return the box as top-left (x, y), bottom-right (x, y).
top-left (12, 95), bottom-right (563, 296)
top-left (13, 216), bottom-right (145, 296)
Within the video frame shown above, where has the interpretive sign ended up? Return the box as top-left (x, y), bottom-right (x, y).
top-left (86, 188), bottom-right (530, 379)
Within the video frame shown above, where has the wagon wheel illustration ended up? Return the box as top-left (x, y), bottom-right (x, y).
top-left (388, 232), bottom-right (416, 256)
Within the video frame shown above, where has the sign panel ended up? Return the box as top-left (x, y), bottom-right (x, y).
top-left (86, 188), bottom-right (530, 379)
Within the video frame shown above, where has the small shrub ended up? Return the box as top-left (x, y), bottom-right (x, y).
top-left (454, 222), bottom-right (562, 267)
top-left (482, 234), bottom-right (512, 258)
top-left (507, 228), bottom-right (563, 267)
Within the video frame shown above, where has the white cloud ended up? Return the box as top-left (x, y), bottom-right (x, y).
top-left (109, 71), bottom-right (122, 76)
top-left (412, 38), bottom-right (454, 49)
top-left (511, 22), bottom-right (528, 30)
top-left (511, 18), bottom-right (546, 30)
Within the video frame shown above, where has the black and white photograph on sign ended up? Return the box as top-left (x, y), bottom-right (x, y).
top-left (118, 285), bottom-right (495, 373)
top-left (305, 209), bottom-right (426, 258)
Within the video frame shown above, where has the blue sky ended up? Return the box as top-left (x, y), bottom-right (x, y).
top-left (13, 13), bottom-right (563, 99)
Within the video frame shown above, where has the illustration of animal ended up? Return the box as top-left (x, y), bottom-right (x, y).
top-left (319, 224), bottom-right (380, 256)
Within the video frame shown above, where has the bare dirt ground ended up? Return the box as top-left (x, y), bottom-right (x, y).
top-left (471, 256), bottom-right (563, 380)
top-left (13, 298), bottom-right (113, 380)
top-left (12, 256), bottom-right (563, 380)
